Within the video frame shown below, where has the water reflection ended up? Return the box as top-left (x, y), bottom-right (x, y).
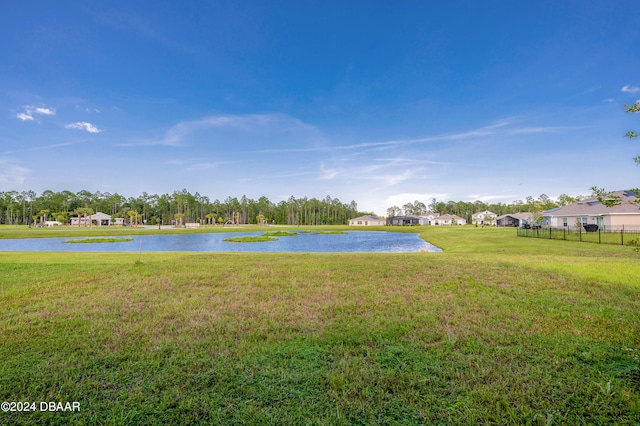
top-left (0, 231), bottom-right (442, 253)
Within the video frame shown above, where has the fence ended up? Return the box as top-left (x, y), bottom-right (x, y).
top-left (517, 226), bottom-right (640, 247)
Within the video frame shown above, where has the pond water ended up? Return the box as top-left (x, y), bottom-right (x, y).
top-left (0, 231), bottom-right (442, 253)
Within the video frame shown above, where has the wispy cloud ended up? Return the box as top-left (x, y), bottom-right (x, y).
top-left (621, 85), bottom-right (640, 94)
top-left (360, 157), bottom-right (448, 174)
top-left (1, 142), bottom-right (77, 155)
top-left (259, 119), bottom-right (570, 154)
top-left (15, 105), bottom-right (56, 121)
top-left (135, 113), bottom-right (322, 147)
top-left (65, 122), bottom-right (102, 133)
top-left (184, 162), bottom-right (228, 171)
top-left (90, 11), bottom-right (196, 54)
top-left (319, 163), bottom-right (340, 180)
top-left (0, 158), bottom-right (29, 186)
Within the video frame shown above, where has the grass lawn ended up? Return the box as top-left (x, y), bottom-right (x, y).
top-left (1, 226), bottom-right (639, 424)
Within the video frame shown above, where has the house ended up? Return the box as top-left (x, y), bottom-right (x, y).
top-left (543, 190), bottom-right (640, 231)
top-left (386, 215), bottom-right (420, 226)
top-left (418, 213), bottom-right (439, 225)
top-left (472, 211), bottom-right (497, 226)
top-left (432, 214), bottom-right (466, 226)
top-left (349, 215), bottom-right (386, 226)
top-left (496, 212), bottom-right (533, 227)
top-left (71, 212), bottom-right (113, 226)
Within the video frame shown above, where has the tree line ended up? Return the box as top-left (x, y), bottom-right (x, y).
top-left (0, 189), bottom-right (361, 226)
top-left (387, 193), bottom-right (588, 224)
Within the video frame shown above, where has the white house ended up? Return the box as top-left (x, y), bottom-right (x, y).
top-left (418, 213), bottom-right (439, 225)
top-left (349, 215), bottom-right (386, 226)
top-left (71, 212), bottom-right (113, 226)
top-left (432, 214), bottom-right (466, 226)
top-left (543, 190), bottom-right (640, 231)
top-left (472, 210), bottom-right (497, 226)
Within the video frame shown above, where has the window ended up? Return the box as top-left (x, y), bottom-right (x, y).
top-left (563, 218), bottom-right (567, 227)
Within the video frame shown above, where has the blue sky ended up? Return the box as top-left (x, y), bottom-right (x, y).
top-left (1, 1), bottom-right (639, 215)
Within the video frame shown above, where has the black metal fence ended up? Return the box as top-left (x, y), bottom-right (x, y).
top-left (517, 226), bottom-right (640, 247)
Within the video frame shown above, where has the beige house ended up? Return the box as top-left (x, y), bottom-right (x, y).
top-left (544, 190), bottom-right (640, 231)
top-left (349, 215), bottom-right (386, 226)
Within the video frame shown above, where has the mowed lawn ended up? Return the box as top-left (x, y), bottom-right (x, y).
top-left (1, 226), bottom-right (639, 424)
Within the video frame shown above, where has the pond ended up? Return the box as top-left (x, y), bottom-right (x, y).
top-left (0, 231), bottom-right (442, 253)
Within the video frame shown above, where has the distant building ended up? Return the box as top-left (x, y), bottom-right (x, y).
top-left (71, 212), bottom-right (113, 226)
top-left (543, 190), bottom-right (640, 231)
top-left (386, 215), bottom-right (420, 226)
top-left (349, 215), bottom-right (386, 226)
top-left (472, 211), bottom-right (497, 226)
top-left (496, 212), bottom-right (533, 227)
top-left (418, 213), bottom-right (439, 225)
top-left (432, 214), bottom-right (466, 226)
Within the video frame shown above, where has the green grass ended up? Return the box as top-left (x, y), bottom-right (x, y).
top-left (224, 236), bottom-right (279, 242)
top-left (1, 226), bottom-right (639, 424)
top-left (65, 237), bottom-right (135, 244)
top-left (263, 231), bottom-right (300, 237)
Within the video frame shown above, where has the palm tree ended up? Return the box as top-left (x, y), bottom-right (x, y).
top-left (73, 207), bottom-right (94, 226)
top-left (174, 213), bottom-right (185, 227)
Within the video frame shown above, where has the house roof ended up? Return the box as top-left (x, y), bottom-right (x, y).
top-left (544, 190), bottom-right (640, 217)
top-left (351, 215), bottom-right (384, 221)
top-left (472, 210), bottom-right (496, 217)
top-left (89, 212), bottom-right (112, 219)
top-left (497, 212), bottom-right (533, 220)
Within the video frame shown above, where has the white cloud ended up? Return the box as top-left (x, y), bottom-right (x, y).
top-left (621, 85), bottom-right (640, 94)
top-left (65, 122), bottom-right (102, 133)
top-left (16, 113), bottom-right (34, 121)
top-left (34, 107), bottom-right (55, 115)
top-left (15, 105), bottom-right (56, 121)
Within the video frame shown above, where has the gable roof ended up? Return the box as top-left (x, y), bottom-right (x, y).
top-left (544, 190), bottom-right (640, 216)
top-left (351, 215), bottom-right (384, 221)
top-left (472, 210), bottom-right (496, 217)
top-left (497, 212), bottom-right (533, 220)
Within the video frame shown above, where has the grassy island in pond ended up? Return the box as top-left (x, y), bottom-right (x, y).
top-left (263, 231), bottom-right (299, 237)
top-left (224, 236), bottom-right (278, 243)
top-left (65, 237), bottom-right (134, 244)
